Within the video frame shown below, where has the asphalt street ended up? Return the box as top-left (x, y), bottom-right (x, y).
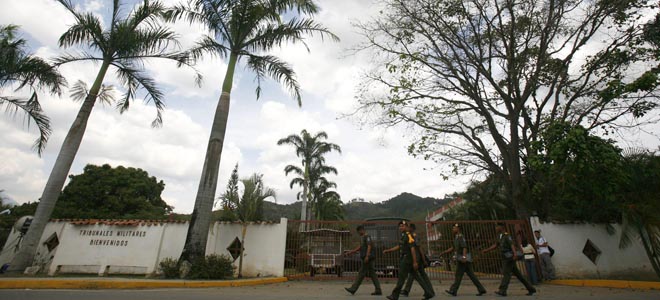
top-left (1, 280), bottom-right (658, 300)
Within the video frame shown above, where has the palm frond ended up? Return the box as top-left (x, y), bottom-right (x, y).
top-left (289, 177), bottom-right (305, 189)
top-left (277, 133), bottom-right (303, 147)
top-left (127, 0), bottom-right (167, 30)
top-left (619, 214), bottom-right (633, 249)
top-left (1, 24), bottom-right (65, 156)
top-left (57, 3), bottom-right (105, 51)
top-left (268, 0), bottom-right (320, 15)
top-left (284, 165), bottom-right (304, 176)
top-left (188, 35), bottom-right (229, 61)
top-left (116, 26), bottom-right (181, 58)
top-left (0, 95), bottom-right (51, 155)
top-left (111, 62), bottom-right (164, 127)
top-left (70, 80), bottom-right (116, 105)
top-left (245, 54), bottom-right (301, 105)
top-left (243, 18), bottom-right (339, 53)
top-left (164, 0), bottom-right (234, 47)
top-left (52, 52), bottom-right (103, 67)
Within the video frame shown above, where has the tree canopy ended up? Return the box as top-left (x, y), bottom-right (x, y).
top-left (357, 0), bottom-right (660, 218)
top-left (52, 164), bottom-right (172, 219)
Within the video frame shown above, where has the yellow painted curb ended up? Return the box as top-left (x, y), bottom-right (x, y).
top-left (0, 276), bottom-right (287, 289)
top-left (548, 279), bottom-right (660, 290)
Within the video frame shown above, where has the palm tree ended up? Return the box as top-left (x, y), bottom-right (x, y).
top-left (231, 173), bottom-right (275, 277)
top-left (1, 24), bottom-right (66, 155)
top-left (165, 0), bottom-right (338, 262)
top-left (278, 129), bottom-right (341, 227)
top-left (9, 0), bottom-right (195, 272)
top-left (313, 182), bottom-right (344, 221)
top-left (618, 150), bottom-right (660, 278)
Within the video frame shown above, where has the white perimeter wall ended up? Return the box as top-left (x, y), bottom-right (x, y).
top-left (206, 220), bottom-right (287, 277)
top-left (0, 218), bottom-right (287, 277)
top-left (530, 216), bottom-right (656, 280)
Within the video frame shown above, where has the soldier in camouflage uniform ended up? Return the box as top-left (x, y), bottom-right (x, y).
top-left (440, 224), bottom-right (486, 296)
top-left (482, 222), bottom-right (536, 297)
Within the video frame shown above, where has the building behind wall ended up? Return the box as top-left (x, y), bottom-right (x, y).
top-left (529, 216), bottom-right (657, 280)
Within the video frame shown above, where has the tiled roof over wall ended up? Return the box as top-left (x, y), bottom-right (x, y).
top-left (49, 219), bottom-right (283, 226)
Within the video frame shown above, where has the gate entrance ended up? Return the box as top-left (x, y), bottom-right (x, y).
top-left (284, 219), bottom-right (535, 281)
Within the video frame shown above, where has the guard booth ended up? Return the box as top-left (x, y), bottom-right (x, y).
top-left (302, 228), bottom-right (350, 277)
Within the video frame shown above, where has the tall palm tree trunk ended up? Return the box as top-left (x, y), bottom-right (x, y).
top-left (9, 61), bottom-right (111, 272)
top-left (299, 182), bottom-right (308, 231)
top-left (238, 223), bottom-right (247, 278)
top-left (299, 164), bottom-right (310, 231)
top-left (181, 53), bottom-right (238, 261)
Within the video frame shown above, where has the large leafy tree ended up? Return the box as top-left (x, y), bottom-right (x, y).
top-left (9, 0), bottom-right (194, 272)
top-left (52, 164), bottom-right (172, 220)
top-left (528, 122), bottom-right (626, 222)
top-left (357, 0), bottom-right (659, 218)
top-left (0, 200), bottom-right (38, 251)
top-left (278, 130), bottom-right (342, 225)
top-left (166, 0), bottom-right (338, 262)
top-left (0, 24), bottom-right (66, 154)
top-left (443, 177), bottom-right (516, 221)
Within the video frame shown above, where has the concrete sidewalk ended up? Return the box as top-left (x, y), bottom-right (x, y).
top-left (548, 279), bottom-right (660, 290)
top-left (1, 276), bottom-right (659, 291)
top-left (0, 276), bottom-right (287, 289)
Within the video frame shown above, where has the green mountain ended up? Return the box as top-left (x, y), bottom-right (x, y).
top-left (262, 192), bottom-right (448, 221)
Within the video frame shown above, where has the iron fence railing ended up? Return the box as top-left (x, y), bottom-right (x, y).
top-left (284, 219), bottom-right (537, 282)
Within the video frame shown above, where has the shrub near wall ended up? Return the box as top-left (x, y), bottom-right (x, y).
top-left (158, 255), bottom-right (235, 279)
top-left (189, 254), bottom-right (235, 280)
top-left (159, 258), bottom-right (179, 279)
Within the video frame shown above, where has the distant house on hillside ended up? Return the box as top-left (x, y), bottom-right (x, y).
top-left (424, 196), bottom-right (465, 242)
top-left (426, 196), bottom-right (465, 222)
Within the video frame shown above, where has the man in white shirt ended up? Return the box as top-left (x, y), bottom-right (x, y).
top-left (534, 230), bottom-right (556, 280)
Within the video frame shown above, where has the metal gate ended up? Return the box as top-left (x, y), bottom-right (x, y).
top-left (284, 219), bottom-right (536, 281)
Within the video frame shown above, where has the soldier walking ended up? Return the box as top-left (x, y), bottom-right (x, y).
top-left (482, 222), bottom-right (536, 297)
top-left (440, 224), bottom-right (487, 296)
top-left (401, 223), bottom-right (435, 297)
top-left (344, 225), bottom-right (382, 295)
top-left (383, 220), bottom-right (435, 300)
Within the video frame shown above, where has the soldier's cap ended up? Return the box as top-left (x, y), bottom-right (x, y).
top-left (453, 223), bottom-right (461, 228)
top-left (398, 220), bottom-right (408, 225)
top-left (534, 230), bottom-right (541, 233)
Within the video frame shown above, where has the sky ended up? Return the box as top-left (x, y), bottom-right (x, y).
top-left (0, 0), bottom-right (473, 212)
top-left (1, 0), bottom-right (658, 213)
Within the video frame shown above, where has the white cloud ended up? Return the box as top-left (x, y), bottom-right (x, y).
top-left (0, 0), bottom-right (470, 214)
top-left (0, 0), bottom-right (74, 48)
top-left (0, 145), bottom-right (47, 204)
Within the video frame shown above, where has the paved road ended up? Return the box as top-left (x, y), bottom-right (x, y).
top-left (1, 280), bottom-right (659, 300)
